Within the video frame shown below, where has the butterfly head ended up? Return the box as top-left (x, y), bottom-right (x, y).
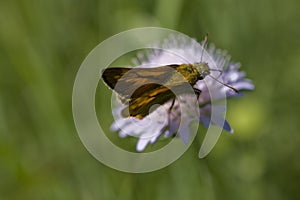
top-left (195, 62), bottom-right (210, 80)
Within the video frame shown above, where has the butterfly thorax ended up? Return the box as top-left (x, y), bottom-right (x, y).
top-left (164, 63), bottom-right (210, 87)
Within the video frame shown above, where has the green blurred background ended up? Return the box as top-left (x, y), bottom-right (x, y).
top-left (1, 0), bottom-right (300, 199)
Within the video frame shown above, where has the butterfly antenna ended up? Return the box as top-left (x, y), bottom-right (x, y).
top-left (208, 74), bottom-right (239, 93)
top-left (200, 33), bottom-right (209, 62)
top-left (210, 68), bottom-right (223, 79)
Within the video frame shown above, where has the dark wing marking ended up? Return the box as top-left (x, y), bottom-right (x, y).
top-left (101, 67), bottom-right (131, 89)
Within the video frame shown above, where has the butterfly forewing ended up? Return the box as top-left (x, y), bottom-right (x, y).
top-left (102, 65), bottom-right (179, 100)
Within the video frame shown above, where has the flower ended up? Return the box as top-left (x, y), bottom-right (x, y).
top-left (110, 34), bottom-right (254, 152)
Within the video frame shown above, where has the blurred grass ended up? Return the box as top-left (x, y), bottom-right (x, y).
top-left (1, 0), bottom-right (300, 199)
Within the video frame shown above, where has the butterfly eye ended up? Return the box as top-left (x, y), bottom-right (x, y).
top-left (198, 74), bottom-right (204, 80)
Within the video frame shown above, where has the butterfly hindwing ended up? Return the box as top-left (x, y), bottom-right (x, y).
top-left (121, 84), bottom-right (175, 118)
top-left (121, 82), bottom-right (196, 119)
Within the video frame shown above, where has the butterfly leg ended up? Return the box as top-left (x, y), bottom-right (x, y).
top-left (168, 98), bottom-right (176, 114)
top-left (167, 98), bottom-right (177, 136)
top-left (193, 88), bottom-right (201, 100)
top-left (167, 97), bottom-right (176, 126)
